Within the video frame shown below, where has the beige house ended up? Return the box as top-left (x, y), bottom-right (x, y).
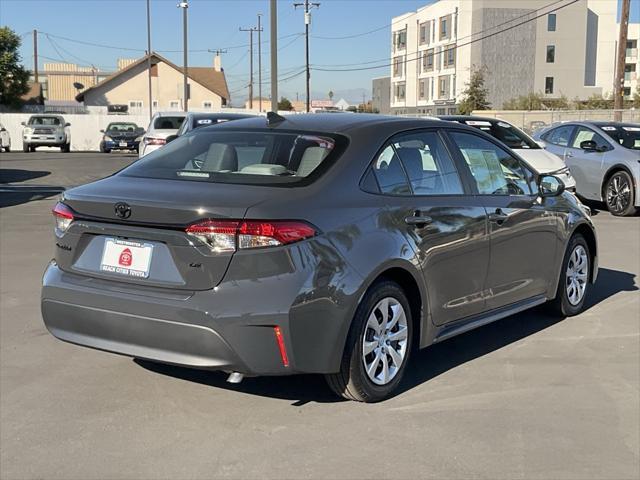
top-left (76, 52), bottom-right (229, 112)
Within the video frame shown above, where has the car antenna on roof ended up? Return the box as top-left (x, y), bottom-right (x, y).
top-left (266, 111), bottom-right (286, 127)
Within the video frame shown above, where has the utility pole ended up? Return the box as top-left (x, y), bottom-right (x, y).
top-left (33, 29), bottom-right (38, 84)
top-left (294, 0), bottom-right (320, 112)
top-left (257, 14), bottom-right (263, 112)
top-left (146, 0), bottom-right (153, 119)
top-left (613, 0), bottom-right (630, 121)
top-left (270, 0), bottom-right (278, 112)
top-left (240, 25), bottom-right (258, 109)
top-left (178, 1), bottom-right (189, 112)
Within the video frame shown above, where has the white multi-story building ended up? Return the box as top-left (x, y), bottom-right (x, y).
top-left (389, 0), bottom-right (637, 115)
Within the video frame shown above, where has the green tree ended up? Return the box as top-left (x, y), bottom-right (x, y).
top-left (503, 92), bottom-right (570, 110)
top-left (328, 90), bottom-right (334, 101)
top-left (457, 66), bottom-right (491, 115)
top-left (277, 97), bottom-right (293, 111)
top-left (0, 27), bottom-right (30, 107)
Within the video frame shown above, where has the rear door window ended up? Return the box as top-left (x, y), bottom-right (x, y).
top-left (449, 132), bottom-right (535, 196)
top-left (153, 116), bottom-right (185, 130)
top-left (543, 125), bottom-right (575, 147)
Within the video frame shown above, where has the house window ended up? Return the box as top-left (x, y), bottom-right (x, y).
top-left (152, 100), bottom-right (159, 109)
top-left (419, 80), bottom-right (426, 100)
top-left (393, 29), bottom-right (407, 51)
top-left (203, 101), bottom-right (213, 109)
top-left (394, 82), bottom-right (406, 101)
top-left (439, 15), bottom-right (451, 40)
top-left (546, 45), bottom-right (555, 63)
top-left (444, 45), bottom-right (456, 67)
top-left (545, 77), bottom-right (554, 94)
top-left (547, 14), bottom-right (556, 32)
top-left (170, 100), bottom-right (180, 109)
top-left (129, 100), bottom-right (143, 109)
top-left (393, 56), bottom-right (404, 77)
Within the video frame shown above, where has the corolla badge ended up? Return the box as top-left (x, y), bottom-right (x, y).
top-left (114, 202), bottom-right (131, 219)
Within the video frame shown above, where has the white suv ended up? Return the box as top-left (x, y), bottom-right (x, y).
top-left (138, 112), bottom-right (186, 158)
top-left (22, 115), bottom-right (71, 152)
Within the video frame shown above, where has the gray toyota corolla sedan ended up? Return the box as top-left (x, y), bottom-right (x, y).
top-left (42, 113), bottom-right (598, 402)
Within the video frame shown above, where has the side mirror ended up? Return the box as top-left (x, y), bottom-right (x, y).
top-left (580, 140), bottom-right (598, 151)
top-left (165, 134), bottom-right (178, 143)
top-left (539, 175), bottom-right (565, 197)
top-left (65, 122), bottom-right (71, 127)
top-left (21, 122), bottom-right (26, 126)
top-left (100, 129), bottom-right (105, 133)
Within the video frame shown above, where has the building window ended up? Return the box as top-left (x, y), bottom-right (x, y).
top-left (623, 87), bottom-right (631, 97)
top-left (152, 100), bottom-right (158, 109)
top-left (393, 29), bottom-right (407, 51)
top-left (419, 80), bottom-right (426, 99)
top-left (129, 100), bottom-right (143, 108)
top-left (625, 63), bottom-right (636, 81)
top-left (547, 14), bottom-right (556, 32)
top-left (444, 44), bottom-right (456, 67)
top-left (438, 76), bottom-right (450, 98)
top-left (394, 82), bottom-right (406, 101)
top-left (545, 77), bottom-right (554, 94)
top-left (425, 49), bottom-right (434, 72)
top-left (439, 15), bottom-right (451, 40)
top-left (436, 107), bottom-right (446, 115)
top-left (419, 22), bottom-right (430, 45)
top-left (203, 101), bottom-right (213, 109)
top-left (546, 45), bottom-right (555, 63)
top-left (393, 56), bottom-right (404, 77)
top-left (170, 100), bottom-right (180, 109)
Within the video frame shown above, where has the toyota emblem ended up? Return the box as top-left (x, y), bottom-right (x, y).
top-left (114, 202), bottom-right (131, 219)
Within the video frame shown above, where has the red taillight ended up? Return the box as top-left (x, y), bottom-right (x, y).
top-left (273, 326), bottom-right (290, 367)
top-left (185, 219), bottom-right (316, 252)
top-left (52, 202), bottom-right (74, 232)
top-left (144, 136), bottom-right (166, 146)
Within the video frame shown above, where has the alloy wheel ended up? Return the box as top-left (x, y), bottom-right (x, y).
top-left (565, 245), bottom-right (588, 306)
top-left (606, 174), bottom-right (631, 214)
top-left (362, 297), bottom-right (409, 386)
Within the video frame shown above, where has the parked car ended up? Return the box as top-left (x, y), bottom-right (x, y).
top-left (170, 112), bottom-right (255, 140)
top-left (440, 116), bottom-right (577, 192)
top-left (524, 120), bottom-right (548, 135)
top-left (22, 114), bottom-right (71, 152)
top-left (42, 114), bottom-right (598, 402)
top-left (0, 123), bottom-right (10, 152)
top-left (99, 122), bottom-right (145, 153)
top-left (534, 121), bottom-right (640, 216)
top-left (138, 112), bottom-right (186, 158)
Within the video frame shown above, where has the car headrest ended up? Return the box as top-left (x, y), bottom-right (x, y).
top-left (396, 148), bottom-right (423, 181)
top-left (297, 147), bottom-right (328, 177)
top-left (202, 143), bottom-right (238, 172)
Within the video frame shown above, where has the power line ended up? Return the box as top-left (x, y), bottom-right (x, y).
top-left (311, 0), bottom-right (578, 72)
top-left (311, 23), bottom-right (390, 40)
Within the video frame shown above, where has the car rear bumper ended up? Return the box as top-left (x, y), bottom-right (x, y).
top-left (41, 254), bottom-right (353, 375)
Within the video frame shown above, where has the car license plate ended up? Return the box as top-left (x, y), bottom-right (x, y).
top-left (100, 237), bottom-right (153, 278)
top-left (119, 141), bottom-right (128, 147)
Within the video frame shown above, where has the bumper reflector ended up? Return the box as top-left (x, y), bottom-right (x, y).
top-left (273, 326), bottom-right (289, 367)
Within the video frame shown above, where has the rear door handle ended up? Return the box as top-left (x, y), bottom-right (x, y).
top-left (404, 214), bottom-right (433, 227)
top-left (488, 208), bottom-right (509, 224)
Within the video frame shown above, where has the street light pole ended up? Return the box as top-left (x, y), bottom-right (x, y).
top-left (294, 0), bottom-right (320, 113)
top-left (178, 1), bottom-right (189, 112)
top-left (270, 0), bottom-right (278, 112)
top-left (146, 0), bottom-right (153, 119)
top-left (240, 25), bottom-right (258, 110)
top-left (257, 14), bottom-right (263, 112)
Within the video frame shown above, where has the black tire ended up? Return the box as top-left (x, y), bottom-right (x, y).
top-left (61, 143), bottom-right (71, 153)
top-left (29, 145), bottom-right (36, 152)
top-left (604, 170), bottom-right (637, 217)
top-left (325, 280), bottom-right (413, 402)
top-left (4, 146), bottom-right (9, 152)
top-left (100, 142), bottom-right (110, 154)
top-left (23, 143), bottom-right (30, 153)
top-left (548, 234), bottom-right (590, 317)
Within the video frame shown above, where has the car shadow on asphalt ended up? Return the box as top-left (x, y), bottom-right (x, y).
top-left (0, 168), bottom-right (51, 183)
top-left (135, 267), bottom-right (636, 405)
top-left (0, 169), bottom-right (64, 208)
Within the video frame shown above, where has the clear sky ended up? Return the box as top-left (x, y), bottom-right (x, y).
top-left (2, 0), bottom-right (639, 105)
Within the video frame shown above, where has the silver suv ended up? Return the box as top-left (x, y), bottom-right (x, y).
top-left (22, 115), bottom-right (71, 152)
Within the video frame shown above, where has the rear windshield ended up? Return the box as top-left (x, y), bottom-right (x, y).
top-left (153, 116), bottom-right (185, 130)
top-left (599, 125), bottom-right (640, 150)
top-left (29, 117), bottom-right (62, 126)
top-left (107, 123), bottom-right (139, 132)
top-left (121, 130), bottom-right (346, 186)
top-left (461, 120), bottom-right (539, 150)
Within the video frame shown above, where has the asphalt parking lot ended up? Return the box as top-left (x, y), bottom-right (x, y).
top-left (1, 151), bottom-right (639, 480)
